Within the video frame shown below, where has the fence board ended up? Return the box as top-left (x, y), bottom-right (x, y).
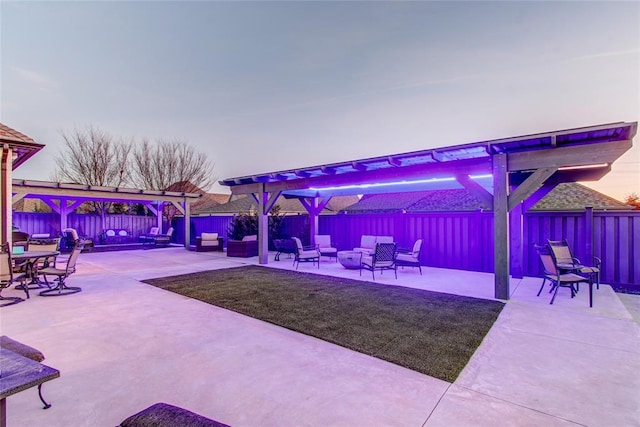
top-left (14, 209), bottom-right (640, 286)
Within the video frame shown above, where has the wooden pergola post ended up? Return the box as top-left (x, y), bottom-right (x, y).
top-left (493, 153), bottom-right (510, 300)
top-left (1, 145), bottom-right (13, 245)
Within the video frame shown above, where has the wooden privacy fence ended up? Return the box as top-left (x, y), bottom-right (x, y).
top-left (178, 210), bottom-right (638, 286)
top-left (13, 210), bottom-right (639, 286)
top-left (12, 212), bottom-right (160, 241)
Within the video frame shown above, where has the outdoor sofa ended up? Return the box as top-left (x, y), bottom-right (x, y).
top-left (226, 235), bottom-right (258, 257)
top-left (354, 235), bottom-right (394, 255)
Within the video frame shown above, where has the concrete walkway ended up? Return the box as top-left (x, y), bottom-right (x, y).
top-left (1, 247), bottom-right (638, 426)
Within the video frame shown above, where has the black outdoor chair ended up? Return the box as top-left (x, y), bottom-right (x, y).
top-left (38, 242), bottom-right (84, 296)
top-left (361, 242), bottom-right (397, 281)
top-left (547, 239), bottom-right (601, 289)
top-left (1, 243), bottom-right (28, 306)
top-left (535, 243), bottom-right (592, 306)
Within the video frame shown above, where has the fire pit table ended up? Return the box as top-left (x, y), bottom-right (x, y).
top-left (337, 251), bottom-right (363, 269)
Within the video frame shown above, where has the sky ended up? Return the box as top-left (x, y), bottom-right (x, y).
top-left (1, 1), bottom-right (639, 201)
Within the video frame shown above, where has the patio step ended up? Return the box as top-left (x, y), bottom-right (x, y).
top-left (617, 292), bottom-right (640, 325)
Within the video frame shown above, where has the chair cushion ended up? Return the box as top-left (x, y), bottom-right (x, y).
top-left (315, 235), bottom-right (332, 248)
top-left (119, 402), bottom-right (229, 427)
top-left (201, 241), bottom-right (219, 247)
top-left (360, 235), bottom-right (376, 249)
top-left (0, 336), bottom-right (45, 362)
top-left (201, 232), bottom-right (219, 241)
top-left (242, 235), bottom-right (257, 242)
top-left (376, 236), bottom-right (394, 244)
top-left (396, 253), bottom-right (417, 263)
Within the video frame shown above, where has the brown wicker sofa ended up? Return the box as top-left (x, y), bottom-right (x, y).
top-left (226, 235), bottom-right (258, 257)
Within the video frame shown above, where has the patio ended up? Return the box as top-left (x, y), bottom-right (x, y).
top-left (1, 247), bottom-right (639, 426)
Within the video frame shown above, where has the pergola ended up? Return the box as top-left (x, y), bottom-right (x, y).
top-left (220, 122), bottom-right (637, 300)
top-left (1, 123), bottom-right (202, 248)
top-left (11, 179), bottom-right (202, 247)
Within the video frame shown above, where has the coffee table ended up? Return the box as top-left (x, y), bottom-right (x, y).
top-left (337, 251), bottom-right (363, 269)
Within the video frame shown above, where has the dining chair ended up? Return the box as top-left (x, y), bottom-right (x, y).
top-left (536, 243), bottom-right (593, 306)
top-left (1, 243), bottom-right (28, 306)
top-left (547, 239), bottom-right (601, 289)
top-left (38, 242), bottom-right (84, 296)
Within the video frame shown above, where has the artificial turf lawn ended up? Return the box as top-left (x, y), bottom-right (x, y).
top-left (143, 265), bottom-right (504, 382)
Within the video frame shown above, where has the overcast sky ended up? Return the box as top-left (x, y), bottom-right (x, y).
top-left (2, 1), bottom-right (639, 200)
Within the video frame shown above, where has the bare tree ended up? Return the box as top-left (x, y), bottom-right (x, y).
top-left (130, 138), bottom-right (215, 222)
top-left (52, 125), bottom-right (133, 225)
top-left (52, 125), bottom-right (132, 187)
top-left (130, 138), bottom-right (214, 191)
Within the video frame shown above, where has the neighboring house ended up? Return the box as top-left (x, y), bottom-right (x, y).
top-left (12, 198), bottom-right (52, 213)
top-left (196, 194), bottom-right (360, 216)
top-left (340, 183), bottom-right (631, 213)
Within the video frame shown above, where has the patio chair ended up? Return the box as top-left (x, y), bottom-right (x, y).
top-left (152, 227), bottom-right (174, 247)
top-left (38, 242), bottom-right (84, 296)
top-left (1, 243), bottom-right (28, 306)
top-left (547, 239), bottom-right (601, 289)
top-left (315, 235), bottom-right (337, 261)
top-left (23, 237), bottom-right (61, 290)
top-left (361, 242), bottom-right (397, 281)
top-left (292, 237), bottom-right (320, 269)
top-left (535, 244), bottom-right (592, 306)
top-left (395, 239), bottom-right (423, 275)
top-left (196, 232), bottom-right (224, 252)
top-left (139, 226), bottom-right (160, 245)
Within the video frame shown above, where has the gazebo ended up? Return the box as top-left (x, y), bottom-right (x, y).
top-left (1, 123), bottom-right (202, 248)
top-left (220, 122), bottom-right (637, 300)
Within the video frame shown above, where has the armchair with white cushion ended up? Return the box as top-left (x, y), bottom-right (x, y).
top-left (196, 232), bottom-right (224, 252)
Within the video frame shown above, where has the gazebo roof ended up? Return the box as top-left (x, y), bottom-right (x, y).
top-left (0, 123), bottom-right (45, 169)
top-left (220, 122), bottom-right (636, 197)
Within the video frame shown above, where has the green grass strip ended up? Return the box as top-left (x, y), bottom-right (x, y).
top-left (144, 265), bottom-right (503, 382)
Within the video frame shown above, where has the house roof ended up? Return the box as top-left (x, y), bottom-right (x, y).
top-left (529, 183), bottom-right (631, 211)
top-left (195, 194), bottom-right (359, 215)
top-left (191, 193), bottom-right (231, 215)
top-left (340, 183), bottom-right (630, 213)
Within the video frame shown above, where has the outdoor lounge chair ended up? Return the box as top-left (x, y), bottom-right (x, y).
top-left (292, 237), bottom-right (320, 269)
top-left (152, 227), bottom-right (174, 247)
top-left (38, 242), bottom-right (84, 296)
top-left (361, 242), bottom-right (397, 281)
top-left (535, 243), bottom-right (592, 306)
top-left (395, 238), bottom-right (423, 274)
top-left (138, 226), bottom-right (160, 244)
top-left (196, 232), bottom-right (224, 252)
top-left (315, 234), bottom-right (337, 261)
top-left (547, 239), bottom-right (601, 289)
top-left (1, 243), bottom-right (28, 306)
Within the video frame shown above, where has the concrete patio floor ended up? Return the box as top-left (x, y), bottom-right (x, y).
top-left (1, 247), bottom-right (639, 426)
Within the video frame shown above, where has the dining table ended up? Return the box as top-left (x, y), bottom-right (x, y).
top-left (0, 348), bottom-right (60, 427)
top-left (12, 251), bottom-right (60, 290)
